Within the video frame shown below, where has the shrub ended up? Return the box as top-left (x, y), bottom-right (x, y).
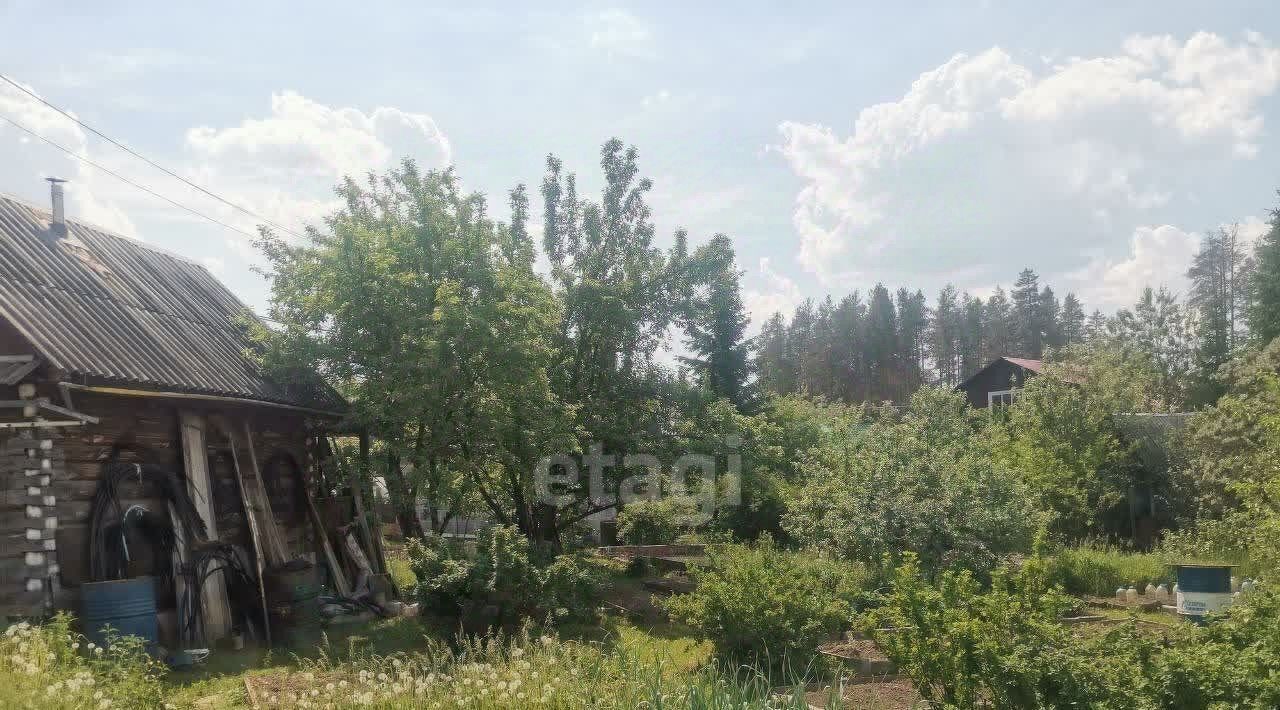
top-left (1044, 545), bottom-right (1171, 596)
top-left (784, 388), bottom-right (1037, 579)
top-left (615, 497), bottom-right (699, 544)
top-left (1, 614), bottom-right (166, 710)
top-left (406, 525), bottom-right (611, 628)
top-left (870, 554), bottom-right (1280, 708)
top-left (662, 538), bottom-right (868, 662)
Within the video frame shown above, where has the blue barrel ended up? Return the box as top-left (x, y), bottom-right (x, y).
top-left (1174, 564), bottom-right (1233, 622)
top-left (81, 576), bottom-right (158, 648)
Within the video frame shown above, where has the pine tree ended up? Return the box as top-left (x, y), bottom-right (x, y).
top-left (959, 293), bottom-right (985, 379)
top-left (754, 312), bottom-right (791, 395)
top-left (1249, 197), bottom-right (1280, 343)
top-left (931, 285), bottom-right (962, 386)
top-left (1012, 268), bottom-right (1043, 357)
top-left (896, 288), bottom-right (929, 395)
top-left (831, 292), bottom-right (866, 401)
top-left (1039, 286), bottom-right (1061, 351)
top-left (681, 234), bottom-right (754, 409)
top-left (1189, 224), bottom-right (1253, 394)
top-left (1061, 293), bottom-right (1086, 345)
top-left (866, 284), bottom-right (898, 401)
top-left (983, 286), bottom-right (1015, 360)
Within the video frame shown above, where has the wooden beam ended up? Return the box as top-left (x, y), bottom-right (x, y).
top-left (241, 420), bottom-right (288, 565)
top-left (178, 413), bottom-right (231, 642)
top-left (225, 424), bottom-right (272, 648)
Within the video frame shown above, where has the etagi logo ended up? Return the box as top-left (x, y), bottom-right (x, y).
top-left (534, 438), bottom-right (743, 526)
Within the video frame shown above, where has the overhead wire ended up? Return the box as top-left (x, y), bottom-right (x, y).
top-left (0, 72), bottom-right (306, 240)
top-left (0, 113), bottom-right (261, 242)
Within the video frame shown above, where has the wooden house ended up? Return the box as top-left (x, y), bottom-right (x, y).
top-left (956, 356), bottom-right (1045, 408)
top-left (0, 184), bottom-right (348, 642)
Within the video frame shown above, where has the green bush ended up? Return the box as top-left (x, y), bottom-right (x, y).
top-left (1044, 545), bottom-right (1171, 596)
top-left (662, 538), bottom-right (868, 662)
top-left (870, 554), bottom-right (1280, 708)
top-left (615, 497), bottom-right (698, 544)
top-left (1, 614), bottom-right (166, 710)
top-left (406, 525), bottom-right (611, 628)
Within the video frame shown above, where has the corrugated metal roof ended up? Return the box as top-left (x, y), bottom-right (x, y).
top-left (0, 193), bottom-right (344, 412)
top-left (1003, 357), bottom-right (1043, 372)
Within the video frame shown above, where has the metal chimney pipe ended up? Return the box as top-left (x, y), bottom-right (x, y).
top-left (46, 177), bottom-right (68, 242)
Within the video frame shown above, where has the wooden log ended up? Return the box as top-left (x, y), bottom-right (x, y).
top-left (179, 413), bottom-right (231, 642)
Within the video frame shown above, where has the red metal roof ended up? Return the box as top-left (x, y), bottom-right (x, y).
top-left (1002, 357), bottom-right (1044, 373)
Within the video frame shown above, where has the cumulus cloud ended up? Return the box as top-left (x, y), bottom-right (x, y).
top-left (776, 32), bottom-right (1280, 294)
top-left (744, 257), bottom-right (802, 327)
top-left (1066, 215), bottom-right (1272, 311)
top-left (0, 78), bottom-right (139, 236)
top-left (182, 90), bottom-right (452, 251)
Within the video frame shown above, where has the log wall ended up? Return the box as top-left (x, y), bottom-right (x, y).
top-left (0, 380), bottom-right (320, 622)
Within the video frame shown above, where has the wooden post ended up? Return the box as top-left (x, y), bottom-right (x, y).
top-left (354, 432), bottom-right (389, 578)
top-left (225, 424), bottom-right (272, 648)
top-left (303, 483), bottom-right (350, 597)
top-left (241, 421), bottom-right (288, 564)
top-left (177, 413), bottom-right (231, 642)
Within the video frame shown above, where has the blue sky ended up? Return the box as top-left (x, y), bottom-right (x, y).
top-left (2, 1), bottom-right (1279, 335)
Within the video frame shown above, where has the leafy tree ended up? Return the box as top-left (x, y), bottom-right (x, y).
top-left (539, 140), bottom-right (689, 539)
top-left (253, 163), bottom-right (571, 538)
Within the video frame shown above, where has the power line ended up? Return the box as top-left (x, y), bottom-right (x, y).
top-left (0, 73), bottom-right (305, 240)
top-left (0, 113), bottom-right (259, 241)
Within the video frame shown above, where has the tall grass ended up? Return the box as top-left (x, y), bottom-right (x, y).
top-left (1045, 546), bottom-right (1171, 596)
top-left (274, 626), bottom-right (839, 709)
top-left (1, 614), bottom-right (166, 710)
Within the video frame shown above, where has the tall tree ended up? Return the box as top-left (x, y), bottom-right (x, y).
top-left (959, 293), bottom-right (985, 379)
top-left (983, 286), bottom-right (1016, 360)
top-left (754, 312), bottom-right (792, 395)
top-left (1188, 223), bottom-right (1253, 398)
top-left (680, 234), bottom-right (754, 409)
top-left (897, 288), bottom-right (930, 395)
top-left (540, 140), bottom-right (689, 539)
top-left (931, 284), bottom-right (962, 386)
top-left (866, 284), bottom-right (898, 401)
top-left (1249, 197), bottom-right (1280, 344)
top-left (1039, 286), bottom-right (1062, 350)
top-left (1011, 268), bottom-right (1043, 357)
top-left (254, 162), bottom-right (573, 539)
top-left (1061, 293), bottom-right (1086, 345)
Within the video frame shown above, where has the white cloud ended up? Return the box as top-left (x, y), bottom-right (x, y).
top-left (0, 81), bottom-right (452, 269)
top-left (587, 9), bottom-right (653, 58)
top-left (1067, 214), bottom-right (1271, 312)
top-left (0, 77), bottom-right (138, 236)
top-left (744, 257), bottom-right (802, 327)
top-left (180, 90), bottom-right (452, 255)
top-left (776, 32), bottom-right (1280, 294)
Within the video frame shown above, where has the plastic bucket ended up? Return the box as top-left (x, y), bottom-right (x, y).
top-left (1175, 564), bottom-right (1233, 621)
top-left (81, 576), bottom-right (158, 649)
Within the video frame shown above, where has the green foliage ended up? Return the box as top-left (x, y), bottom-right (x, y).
top-left (663, 538), bottom-right (869, 662)
top-left (1248, 196), bottom-right (1280, 343)
top-left (615, 497), bottom-right (698, 544)
top-left (406, 525), bottom-right (609, 628)
top-left (871, 554), bottom-right (1280, 709)
top-left (1043, 546), bottom-right (1170, 596)
top-left (253, 163), bottom-right (574, 538)
top-left (679, 234), bottom-right (755, 409)
top-left (785, 387), bottom-right (1036, 577)
top-left (866, 554), bottom-right (1089, 709)
top-left (1, 614), bottom-right (166, 710)
top-left (994, 342), bottom-right (1167, 541)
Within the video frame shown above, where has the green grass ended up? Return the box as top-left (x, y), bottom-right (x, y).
top-left (1046, 545), bottom-right (1172, 596)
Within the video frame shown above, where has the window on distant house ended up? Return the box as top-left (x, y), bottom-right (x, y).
top-left (988, 388), bottom-right (1017, 408)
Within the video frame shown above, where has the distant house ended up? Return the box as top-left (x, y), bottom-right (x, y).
top-left (956, 356), bottom-right (1045, 408)
top-left (0, 183), bottom-right (351, 643)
